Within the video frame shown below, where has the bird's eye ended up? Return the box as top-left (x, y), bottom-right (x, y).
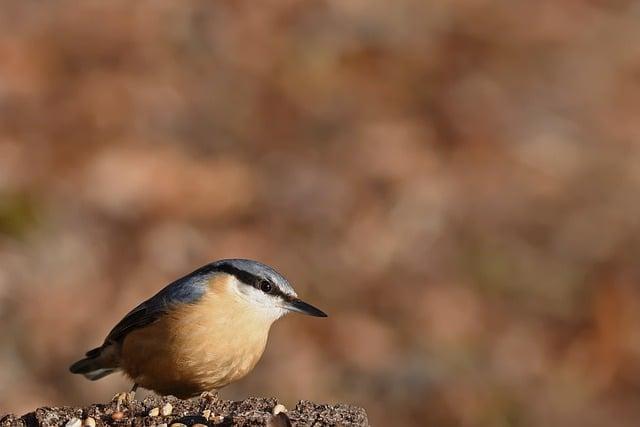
top-left (259, 280), bottom-right (273, 293)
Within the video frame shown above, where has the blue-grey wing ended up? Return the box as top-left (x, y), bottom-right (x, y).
top-left (103, 267), bottom-right (212, 344)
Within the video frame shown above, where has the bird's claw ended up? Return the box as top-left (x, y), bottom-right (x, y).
top-left (200, 390), bottom-right (219, 401)
top-left (113, 391), bottom-right (136, 411)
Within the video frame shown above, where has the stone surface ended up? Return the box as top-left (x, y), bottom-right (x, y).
top-left (0, 396), bottom-right (368, 426)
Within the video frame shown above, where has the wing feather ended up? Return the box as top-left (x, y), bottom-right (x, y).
top-left (104, 268), bottom-right (212, 344)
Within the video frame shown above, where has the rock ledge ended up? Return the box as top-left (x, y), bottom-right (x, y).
top-left (0, 395), bottom-right (369, 427)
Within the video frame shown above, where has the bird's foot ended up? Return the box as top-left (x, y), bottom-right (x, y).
top-left (113, 390), bottom-right (136, 412)
top-left (200, 390), bottom-right (219, 402)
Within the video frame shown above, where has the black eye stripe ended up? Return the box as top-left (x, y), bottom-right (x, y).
top-left (215, 262), bottom-right (291, 299)
top-left (215, 263), bottom-right (257, 286)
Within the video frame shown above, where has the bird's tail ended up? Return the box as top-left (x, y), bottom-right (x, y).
top-left (69, 345), bottom-right (119, 380)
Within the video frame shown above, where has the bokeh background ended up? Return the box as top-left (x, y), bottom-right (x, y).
top-left (1, 1), bottom-right (640, 426)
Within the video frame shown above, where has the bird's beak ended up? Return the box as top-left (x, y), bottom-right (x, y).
top-left (286, 298), bottom-right (328, 317)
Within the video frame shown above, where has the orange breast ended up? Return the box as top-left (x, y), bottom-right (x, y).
top-left (119, 276), bottom-right (272, 398)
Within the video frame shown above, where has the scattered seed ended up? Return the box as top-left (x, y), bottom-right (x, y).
top-left (161, 402), bottom-right (173, 416)
top-left (83, 417), bottom-right (96, 427)
top-left (112, 410), bottom-right (125, 421)
top-left (169, 423), bottom-right (186, 427)
top-left (273, 404), bottom-right (287, 415)
top-left (202, 409), bottom-right (211, 420)
top-left (148, 407), bottom-right (160, 417)
top-left (65, 417), bottom-right (82, 427)
top-left (157, 424), bottom-right (168, 427)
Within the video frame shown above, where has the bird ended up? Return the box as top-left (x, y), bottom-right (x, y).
top-left (69, 259), bottom-right (327, 400)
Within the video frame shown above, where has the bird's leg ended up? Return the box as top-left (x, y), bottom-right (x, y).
top-left (114, 383), bottom-right (138, 412)
top-left (129, 382), bottom-right (139, 401)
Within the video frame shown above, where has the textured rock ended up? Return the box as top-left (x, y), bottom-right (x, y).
top-left (0, 396), bottom-right (368, 426)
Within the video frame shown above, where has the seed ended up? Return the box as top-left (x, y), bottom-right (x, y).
top-left (65, 418), bottom-right (82, 427)
top-left (161, 402), bottom-right (173, 416)
top-left (202, 409), bottom-right (211, 420)
top-left (148, 407), bottom-right (160, 417)
top-left (170, 424), bottom-right (186, 427)
top-left (273, 404), bottom-right (287, 415)
top-left (83, 417), bottom-right (96, 427)
top-left (111, 411), bottom-right (125, 421)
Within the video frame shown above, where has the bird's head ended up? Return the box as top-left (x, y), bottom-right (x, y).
top-left (204, 259), bottom-right (327, 322)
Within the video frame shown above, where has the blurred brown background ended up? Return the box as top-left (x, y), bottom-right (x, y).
top-left (1, 1), bottom-right (640, 426)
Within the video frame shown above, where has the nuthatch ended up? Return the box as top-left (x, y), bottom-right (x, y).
top-left (69, 259), bottom-right (327, 399)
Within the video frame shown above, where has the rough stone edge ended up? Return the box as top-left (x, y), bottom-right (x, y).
top-left (0, 395), bottom-right (369, 426)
